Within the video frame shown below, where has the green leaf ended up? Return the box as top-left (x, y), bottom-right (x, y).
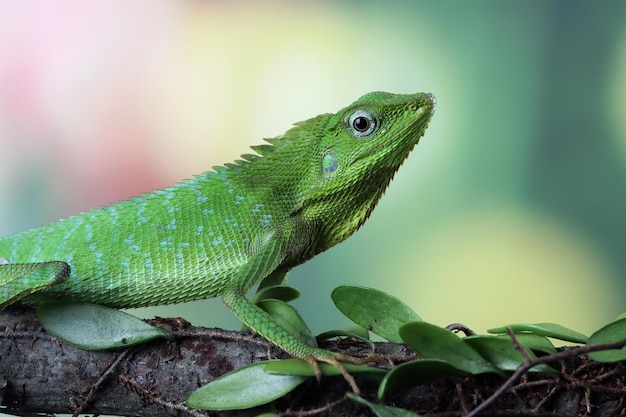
top-left (464, 335), bottom-right (557, 373)
top-left (487, 323), bottom-right (588, 344)
top-left (378, 359), bottom-right (468, 399)
top-left (400, 322), bottom-right (501, 376)
top-left (316, 325), bottom-right (375, 350)
top-left (186, 361), bottom-right (307, 410)
top-left (251, 285), bottom-right (300, 304)
top-left (37, 303), bottom-right (170, 350)
top-left (256, 299), bottom-right (317, 347)
top-left (332, 285), bottom-right (421, 343)
top-left (587, 318), bottom-right (626, 363)
top-left (492, 333), bottom-right (558, 356)
top-left (256, 270), bottom-right (290, 292)
top-left (347, 392), bottom-right (424, 417)
top-left (317, 324), bottom-right (370, 340)
top-left (264, 358), bottom-right (387, 381)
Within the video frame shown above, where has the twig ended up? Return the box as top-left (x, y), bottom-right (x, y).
top-left (119, 373), bottom-right (209, 417)
top-left (466, 337), bottom-right (626, 417)
top-left (72, 350), bottom-right (131, 417)
top-left (506, 327), bottom-right (532, 362)
top-left (280, 396), bottom-right (348, 416)
top-left (446, 323), bottom-right (475, 336)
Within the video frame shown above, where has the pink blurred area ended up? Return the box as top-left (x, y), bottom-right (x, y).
top-left (0, 2), bottom-right (182, 214)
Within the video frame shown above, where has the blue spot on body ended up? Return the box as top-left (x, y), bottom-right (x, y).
top-left (260, 214), bottom-right (272, 229)
top-left (121, 257), bottom-right (131, 269)
top-left (159, 237), bottom-right (175, 255)
top-left (85, 224), bottom-right (93, 242)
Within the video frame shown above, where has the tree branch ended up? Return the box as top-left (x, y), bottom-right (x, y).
top-left (1, 306), bottom-right (625, 417)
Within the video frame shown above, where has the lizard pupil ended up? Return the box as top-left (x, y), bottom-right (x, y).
top-left (347, 109), bottom-right (377, 138)
top-left (353, 117), bottom-right (370, 132)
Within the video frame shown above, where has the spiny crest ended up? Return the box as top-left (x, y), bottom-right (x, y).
top-left (207, 112), bottom-right (332, 175)
top-left (250, 113), bottom-right (331, 157)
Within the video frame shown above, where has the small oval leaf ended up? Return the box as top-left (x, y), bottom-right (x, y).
top-left (257, 299), bottom-right (317, 347)
top-left (316, 325), bottom-right (374, 350)
top-left (264, 358), bottom-right (386, 381)
top-left (400, 322), bottom-right (501, 376)
top-left (487, 323), bottom-right (588, 344)
top-left (493, 333), bottom-right (557, 356)
top-left (317, 324), bottom-right (370, 341)
top-left (587, 318), bottom-right (626, 363)
top-left (37, 303), bottom-right (170, 349)
top-left (251, 285), bottom-right (300, 304)
top-left (332, 285), bottom-right (421, 343)
top-left (378, 359), bottom-right (468, 398)
top-left (186, 361), bottom-right (307, 410)
top-left (464, 335), bottom-right (557, 373)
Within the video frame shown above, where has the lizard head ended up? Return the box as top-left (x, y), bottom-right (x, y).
top-left (233, 91), bottom-right (435, 255)
top-left (300, 91), bottom-right (436, 249)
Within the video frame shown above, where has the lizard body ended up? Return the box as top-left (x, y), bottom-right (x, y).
top-left (0, 91), bottom-right (435, 383)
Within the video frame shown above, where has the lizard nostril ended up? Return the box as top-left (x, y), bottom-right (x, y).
top-left (425, 93), bottom-right (436, 107)
top-left (409, 93), bottom-right (436, 112)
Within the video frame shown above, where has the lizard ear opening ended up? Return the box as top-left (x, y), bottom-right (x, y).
top-left (322, 153), bottom-right (338, 174)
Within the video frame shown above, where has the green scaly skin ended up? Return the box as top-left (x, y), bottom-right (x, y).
top-left (0, 91), bottom-right (435, 391)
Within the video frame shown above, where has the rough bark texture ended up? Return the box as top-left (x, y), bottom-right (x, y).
top-left (1, 306), bottom-right (625, 417)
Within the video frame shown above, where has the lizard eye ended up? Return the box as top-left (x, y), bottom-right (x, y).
top-left (347, 110), bottom-right (377, 138)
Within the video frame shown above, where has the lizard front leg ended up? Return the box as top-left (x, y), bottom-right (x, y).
top-left (222, 287), bottom-right (362, 394)
top-left (219, 237), bottom-right (367, 393)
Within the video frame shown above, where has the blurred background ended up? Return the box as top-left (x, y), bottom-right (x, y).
top-left (1, 1), bottom-right (625, 338)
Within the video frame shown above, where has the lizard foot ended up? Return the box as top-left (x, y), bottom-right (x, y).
top-left (303, 354), bottom-right (361, 395)
top-left (302, 351), bottom-right (389, 395)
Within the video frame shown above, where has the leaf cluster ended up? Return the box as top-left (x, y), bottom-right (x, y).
top-left (35, 286), bottom-right (626, 416)
top-left (183, 286), bottom-right (626, 415)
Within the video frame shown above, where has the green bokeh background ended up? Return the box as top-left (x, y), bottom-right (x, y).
top-left (1, 1), bottom-right (625, 343)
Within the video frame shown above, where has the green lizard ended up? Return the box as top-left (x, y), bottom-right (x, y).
top-left (0, 91), bottom-right (435, 391)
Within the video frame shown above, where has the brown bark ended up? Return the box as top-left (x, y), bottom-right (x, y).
top-left (1, 306), bottom-right (625, 417)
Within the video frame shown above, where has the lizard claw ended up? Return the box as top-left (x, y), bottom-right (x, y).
top-left (304, 354), bottom-right (361, 395)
